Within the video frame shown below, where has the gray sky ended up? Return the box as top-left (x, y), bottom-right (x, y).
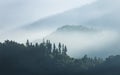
top-left (0, 0), bottom-right (96, 31)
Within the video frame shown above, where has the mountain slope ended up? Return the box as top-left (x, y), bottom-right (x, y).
top-left (41, 25), bottom-right (120, 58)
top-left (22, 0), bottom-right (120, 31)
top-left (1, 0), bottom-right (120, 42)
top-left (1, 0), bottom-right (120, 43)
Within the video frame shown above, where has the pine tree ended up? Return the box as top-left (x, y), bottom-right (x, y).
top-left (62, 44), bottom-right (67, 55)
top-left (53, 43), bottom-right (56, 55)
top-left (46, 40), bottom-right (52, 54)
top-left (26, 40), bottom-right (30, 47)
top-left (58, 42), bottom-right (61, 54)
top-left (35, 43), bottom-right (38, 47)
top-left (64, 45), bottom-right (67, 55)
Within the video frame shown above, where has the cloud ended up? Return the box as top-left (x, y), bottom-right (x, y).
top-left (44, 29), bottom-right (120, 57)
top-left (0, 0), bottom-right (96, 31)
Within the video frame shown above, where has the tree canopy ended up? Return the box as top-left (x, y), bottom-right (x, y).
top-left (0, 40), bottom-right (119, 75)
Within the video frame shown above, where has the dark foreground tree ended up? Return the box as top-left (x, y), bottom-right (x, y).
top-left (0, 40), bottom-right (120, 75)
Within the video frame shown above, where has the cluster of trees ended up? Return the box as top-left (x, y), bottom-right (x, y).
top-left (26, 39), bottom-right (67, 56)
top-left (0, 40), bottom-right (120, 75)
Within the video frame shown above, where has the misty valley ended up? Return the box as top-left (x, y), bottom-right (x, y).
top-left (1, 0), bottom-right (120, 75)
top-left (0, 25), bottom-right (120, 75)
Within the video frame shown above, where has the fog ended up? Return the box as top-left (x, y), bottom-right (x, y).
top-left (42, 28), bottom-right (120, 58)
top-left (0, 0), bottom-right (120, 58)
top-left (0, 28), bottom-right (53, 43)
top-left (15, 0), bottom-right (120, 43)
top-left (1, 0), bottom-right (120, 43)
top-left (0, 0), bottom-right (95, 35)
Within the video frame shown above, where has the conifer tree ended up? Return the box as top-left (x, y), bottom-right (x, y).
top-left (62, 44), bottom-right (66, 55)
top-left (35, 43), bottom-right (38, 47)
top-left (26, 40), bottom-right (30, 47)
top-left (53, 43), bottom-right (56, 55)
top-left (46, 40), bottom-right (52, 54)
top-left (58, 42), bottom-right (62, 54)
top-left (64, 45), bottom-right (67, 55)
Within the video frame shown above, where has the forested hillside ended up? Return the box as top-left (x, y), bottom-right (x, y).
top-left (0, 40), bottom-right (120, 75)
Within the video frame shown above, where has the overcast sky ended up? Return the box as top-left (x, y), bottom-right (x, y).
top-left (0, 0), bottom-right (96, 31)
top-left (0, 0), bottom-right (119, 43)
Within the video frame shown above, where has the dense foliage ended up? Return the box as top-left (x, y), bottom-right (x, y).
top-left (0, 40), bottom-right (120, 75)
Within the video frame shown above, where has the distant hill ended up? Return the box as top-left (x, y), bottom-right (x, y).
top-left (56, 25), bottom-right (95, 32)
top-left (35, 25), bottom-right (120, 58)
top-left (22, 0), bottom-right (120, 31)
top-left (1, 0), bottom-right (120, 42)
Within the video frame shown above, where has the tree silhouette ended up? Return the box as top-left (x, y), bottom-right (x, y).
top-left (58, 42), bottom-right (62, 54)
top-left (26, 39), bottom-right (30, 47)
top-left (62, 44), bottom-right (67, 55)
top-left (0, 39), bottom-right (119, 75)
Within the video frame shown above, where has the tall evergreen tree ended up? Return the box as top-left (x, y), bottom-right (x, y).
top-left (35, 43), bottom-right (39, 47)
top-left (53, 43), bottom-right (56, 55)
top-left (62, 44), bottom-right (67, 55)
top-left (58, 43), bottom-right (62, 54)
top-left (26, 40), bottom-right (30, 47)
top-left (64, 45), bottom-right (67, 55)
top-left (46, 40), bottom-right (52, 54)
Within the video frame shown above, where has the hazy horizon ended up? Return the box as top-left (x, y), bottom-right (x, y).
top-left (1, 0), bottom-right (120, 42)
top-left (0, 0), bottom-right (95, 35)
top-left (1, 1), bottom-right (120, 74)
top-left (0, 0), bottom-right (120, 58)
